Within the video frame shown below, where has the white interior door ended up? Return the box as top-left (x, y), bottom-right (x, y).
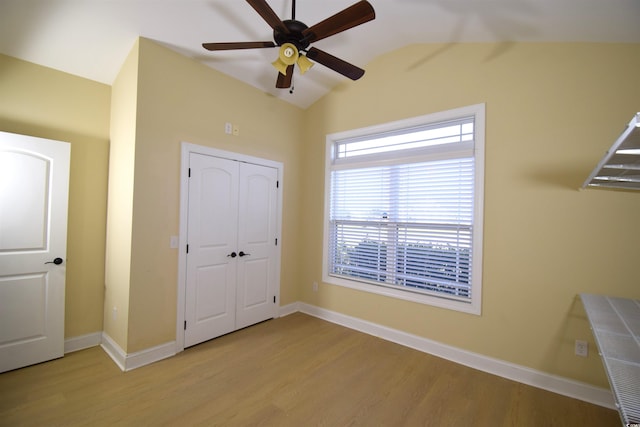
top-left (0, 131), bottom-right (70, 373)
top-left (184, 154), bottom-right (238, 347)
top-left (184, 153), bottom-right (279, 348)
top-left (236, 162), bottom-right (278, 329)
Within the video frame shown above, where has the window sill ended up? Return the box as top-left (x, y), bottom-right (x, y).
top-left (323, 273), bottom-right (481, 316)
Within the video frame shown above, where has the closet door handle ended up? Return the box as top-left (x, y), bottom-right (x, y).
top-left (238, 251), bottom-right (251, 257)
top-left (227, 252), bottom-right (237, 258)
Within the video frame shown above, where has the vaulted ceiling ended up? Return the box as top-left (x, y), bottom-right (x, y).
top-left (1, 0), bottom-right (639, 109)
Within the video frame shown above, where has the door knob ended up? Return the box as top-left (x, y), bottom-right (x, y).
top-left (238, 251), bottom-right (251, 257)
top-left (227, 252), bottom-right (237, 258)
top-left (45, 257), bottom-right (64, 265)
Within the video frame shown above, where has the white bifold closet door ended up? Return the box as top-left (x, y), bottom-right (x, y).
top-left (184, 153), bottom-right (278, 348)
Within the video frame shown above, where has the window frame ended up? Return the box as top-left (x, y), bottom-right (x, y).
top-left (322, 104), bottom-right (485, 315)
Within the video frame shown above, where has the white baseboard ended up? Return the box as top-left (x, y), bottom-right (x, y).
top-left (278, 302), bottom-right (300, 317)
top-left (100, 332), bottom-right (175, 372)
top-left (125, 341), bottom-right (176, 371)
top-left (100, 332), bottom-right (127, 371)
top-left (297, 302), bottom-right (615, 410)
top-left (64, 332), bottom-right (102, 354)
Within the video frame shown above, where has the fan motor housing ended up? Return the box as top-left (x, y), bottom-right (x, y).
top-left (274, 19), bottom-right (310, 50)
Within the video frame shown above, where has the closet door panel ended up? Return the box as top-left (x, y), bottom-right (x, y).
top-left (236, 162), bottom-right (278, 329)
top-left (184, 154), bottom-right (238, 347)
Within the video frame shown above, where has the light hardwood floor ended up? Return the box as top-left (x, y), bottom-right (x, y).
top-left (0, 313), bottom-right (619, 426)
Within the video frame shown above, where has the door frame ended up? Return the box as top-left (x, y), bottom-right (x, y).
top-left (176, 142), bottom-right (284, 352)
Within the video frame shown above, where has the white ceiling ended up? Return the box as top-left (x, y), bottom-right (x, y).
top-left (1, 0), bottom-right (639, 109)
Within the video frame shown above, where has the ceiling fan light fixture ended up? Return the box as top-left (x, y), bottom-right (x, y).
top-left (297, 54), bottom-right (314, 75)
top-left (271, 59), bottom-right (289, 75)
top-left (272, 43), bottom-right (299, 75)
top-left (279, 43), bottom-right (299, 63)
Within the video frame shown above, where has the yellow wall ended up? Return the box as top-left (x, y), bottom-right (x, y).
top-left (0, 53), bottom-right (110, 339)
top-left (124, 38), bottom-right (304, 352)
top-left (301, 43), bottom-right (640, 387)
top-left (3, 41), bottom-right (640, 389)
top-left (103, 41), bottom-right (140, 351)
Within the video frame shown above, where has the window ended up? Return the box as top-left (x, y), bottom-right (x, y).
top-left (323, 104), bottom-right (484, 314)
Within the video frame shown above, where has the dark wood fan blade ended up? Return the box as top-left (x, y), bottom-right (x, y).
top-left (302, 0), bottom-right (375, 44)
top-left (246, 0), bottom-right (289, 34)
top-left (306, 47), bottom-right (365, 80)
top-left (202, 41), bottom-right (276, 51)
top-left (276, 65), bottom-right (294, 88)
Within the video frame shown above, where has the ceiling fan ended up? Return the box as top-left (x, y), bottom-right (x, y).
top-left (202, 0), bottom-right (376, 89)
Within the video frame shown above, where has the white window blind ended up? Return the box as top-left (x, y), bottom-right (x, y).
top-left (324, 105), bottom-right (484, 312)
top-left (329, 157), bottom-right (474, 299)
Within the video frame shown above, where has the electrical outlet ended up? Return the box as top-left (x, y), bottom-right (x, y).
top-left (112, 306), bottom-right (118, 321)
top-left (224, 122), bottom-right (232, 134)
top-left (313, 281), bottom-right (318, 292)
top-left (575, 340), bottom-right (588, 357)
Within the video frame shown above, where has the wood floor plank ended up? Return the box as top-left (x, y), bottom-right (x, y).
top-left (0, 313), bottom-right (620, 426)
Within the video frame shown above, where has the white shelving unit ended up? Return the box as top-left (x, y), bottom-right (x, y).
top-left (583, 113), bottom-right (640, 190)
top-left (581, 293), bottom-right (640, 425)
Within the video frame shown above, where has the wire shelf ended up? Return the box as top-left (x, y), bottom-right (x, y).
top-left (582, 294), bottom-right (640, 426)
